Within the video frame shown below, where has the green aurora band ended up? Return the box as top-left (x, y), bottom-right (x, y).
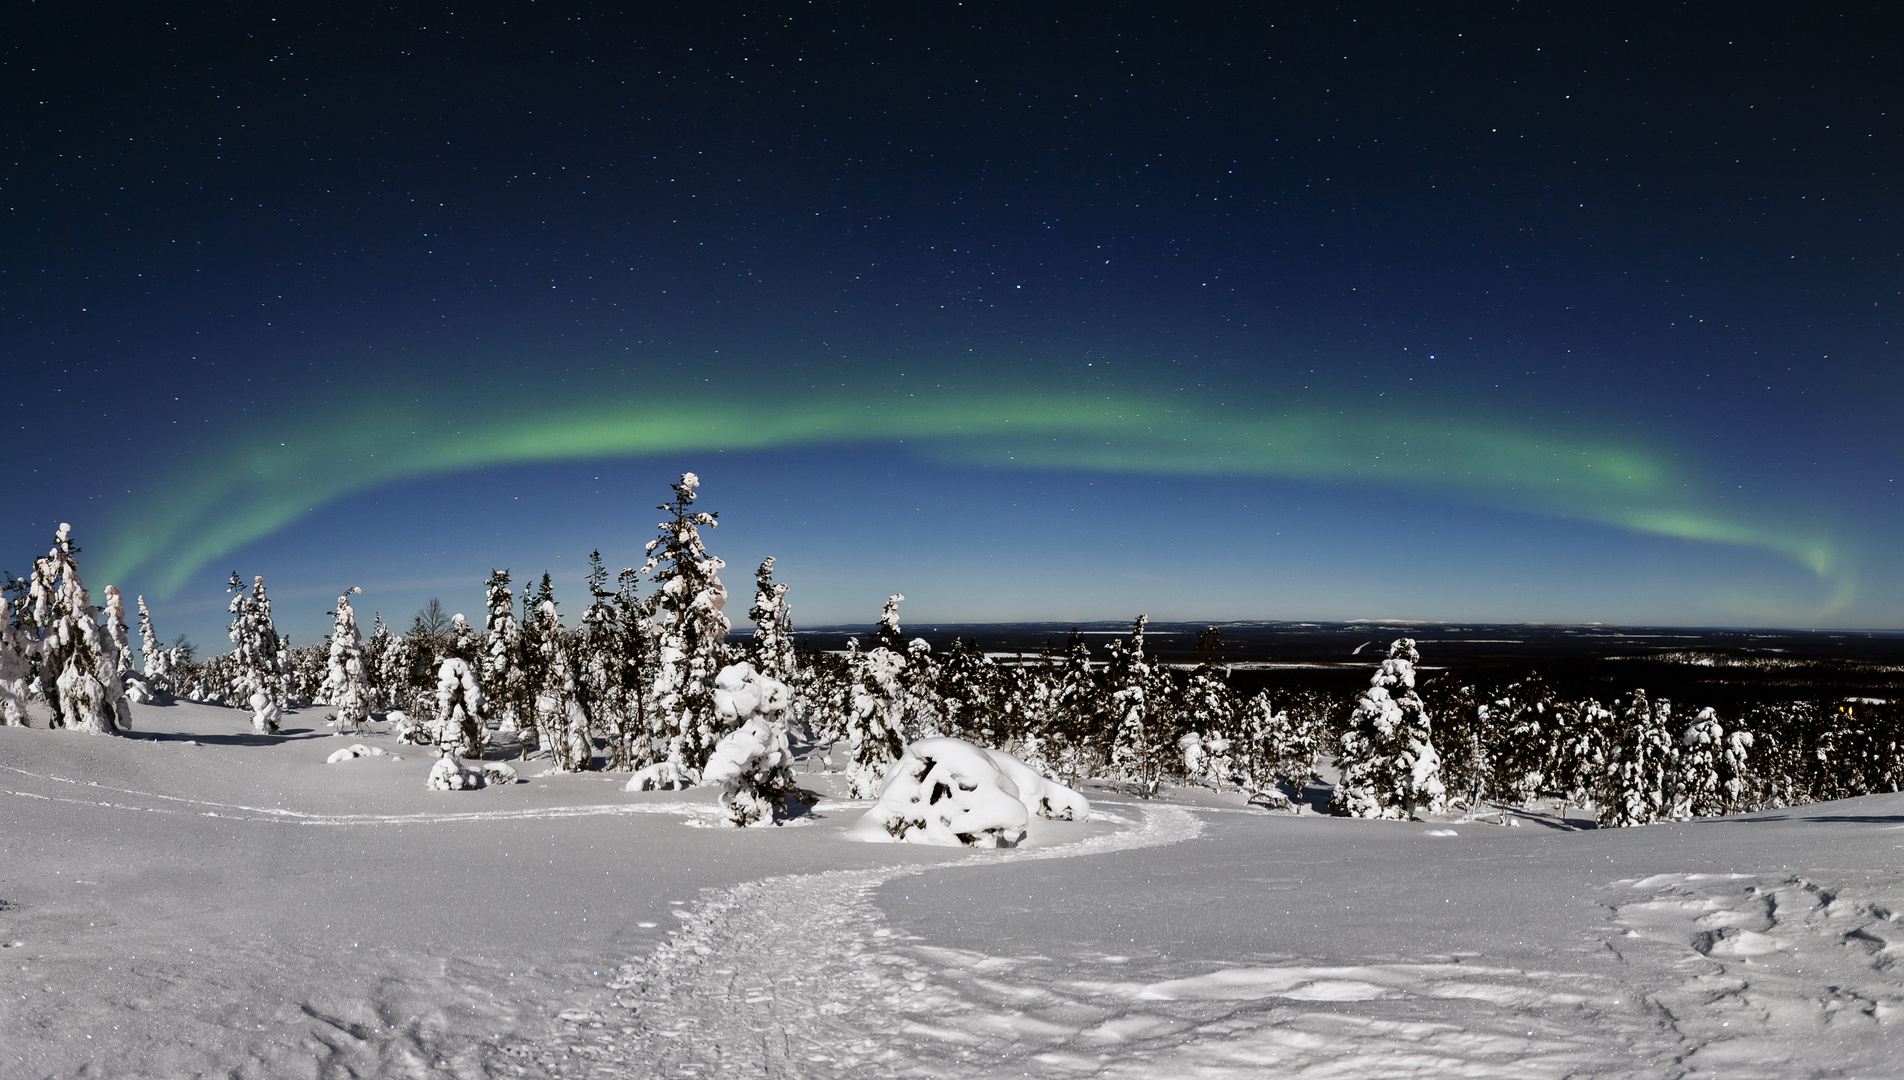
top-left (98, 388), bottom-right (1850, 610)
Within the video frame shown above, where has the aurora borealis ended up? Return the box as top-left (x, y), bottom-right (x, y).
top-left (5, 5), bottom-right (1899, 646)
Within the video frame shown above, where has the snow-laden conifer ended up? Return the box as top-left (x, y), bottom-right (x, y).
top-left (1598, 690), bottom-right (1676, 828)
top-left (0, 593), bottom-right (31, 725)
top-left (135, 595), bottom-right (178, 693)
top-left (1178, 628), bottom-right (1237, 785)
top-left (702, 661), bottom-right (803, 826)
top-left (481, 570), bottom-right (528, 736)
top-left (29, 525), bottom-right (127, 734)
top-left (434, 656), bottom-right (487, 759)
top-left (531, 599), bottom-right (592, 770)
top-left (748, 556), bottom-right (796, 684)
top-left (322, 588), bottom-right (372, 732)
top-left (102, 586), bottom-right (133, 678)
top-left (1490, 673), bottom-right (1558, 809)
top-left (1106, 615), bottom-right (1162, 798)
top-left (845, 631), bottom-right (908, 798)
top-left (1330, 638), bottom-right (1446, 819)
top-left (1675, 707), bottom-right (1752, 819)
top-left (1048, 630), bottom-right (1102, 786)
top-left (1234, 691), bottom-right (1318, 809)
top-left (226, 573), bottom-right (286, 708)
top-left (640, 472), bottom-right (731, 773)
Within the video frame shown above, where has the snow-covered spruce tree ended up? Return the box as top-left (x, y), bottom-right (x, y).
top-left (1674, 707), bottom-right (1753, 819)
top-left (611, 566), bottom-right (658, 770)
top-left (28, 524), bottom-right (127, 734)
top-left (1598, 690), bottom-right (1677, 829)
top-left (1106, 615), bottom-right (1162, 798)
top-left (1488, 673), bottom-right (1558, 809)
top-left (1234, 691), bottom-right (1316, 808)
top-left (748, 556), bottom-right (796, 684)
top-left (1331, 638), bottom-right (1447, 819)
top-left (703, 662), bottom-right (803, 826)
top-left (531, 599), bottom-right (592, 770)
top-left (1178, 627), bottom-right (1238, 786)
top-left (576, 552), bottom-right (625, 763)
top-left (446, 612), bottom-right (480, 664)
top-left (433, 656), bottom-right (488, 759)
top-left (640, 472), bottom-right (732, 774)
top-left (481, 570), bottom-right (528, 738)
top-left (135, 595), bottom-right (178, 693)
top-left (226, 573), bottom-right (286, 708)
top-left (1048, 630), bottom-right (1103, 787)
top-left (323, 587), bottom-right (373, 732)
top-left (845, 629), bottom-right (909, 799)
top-left (102, 586), bottom-right (133, 678)
top-left (0, 592), bottom-right (31, 725)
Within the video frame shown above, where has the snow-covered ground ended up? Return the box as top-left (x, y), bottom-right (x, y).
top-left (5, 700), bottom-right (1903, 1078)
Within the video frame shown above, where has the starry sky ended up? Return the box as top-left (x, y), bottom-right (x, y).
top-left (5, 3), bottom-right (1900, 650)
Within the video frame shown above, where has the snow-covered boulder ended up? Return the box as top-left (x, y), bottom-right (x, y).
top-left (626, 761), bottom-right (700, 791)
top-left (983, 748), bottom-right (1091, 821)
top-left (427, 752), bottom-right (485, 791)
top-left (248, 689), bottom-right (281, 735)
top-left (851, 737), bottom-right (1031, 848)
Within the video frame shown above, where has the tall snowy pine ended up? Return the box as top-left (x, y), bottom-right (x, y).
top-left (28, 524), bottom-right (127, 734)
top-left (640, 472), bottom-right (732, 774)
top-left (0, 592), bottom-right (31, 725)
top-left (748, 556), bottom-right (796, 684)
top-left (1106, 615), bottom-right (1162, 798)
top-left (226, 573), bottom-right (286, 708)
top-left (1598, 690), bottom-right (1676, 828)
top-left (322, 588), bottom-right (373, 732)
top-left (1330, 638), bottom-right (1446, 819)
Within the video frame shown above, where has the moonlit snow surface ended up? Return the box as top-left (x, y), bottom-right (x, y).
top-left (5, 702), bottom-right (1904, 1078)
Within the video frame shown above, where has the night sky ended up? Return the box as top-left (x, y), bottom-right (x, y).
top-left (5, 4), bottom-right (1900, 650)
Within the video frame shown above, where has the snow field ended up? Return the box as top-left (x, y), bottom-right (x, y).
top-left (7, 698), bottom-right (1904, 1078)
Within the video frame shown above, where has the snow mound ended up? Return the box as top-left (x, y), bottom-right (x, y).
top-left (849, 737), bottom-right (1031, 847)
top-left (626, 761), bottom-right (700, 791)
top-left (426, 753), bottom-right (494, 791)
top-left (325, 743), bottom-right (388, 764)
top-left (982, 747), bottom-right (1091, 821)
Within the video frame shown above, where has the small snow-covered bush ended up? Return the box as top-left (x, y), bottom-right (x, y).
top-left (427, 752), bottom-right (485, 791)
top-left (851, 737), bottom-right (1031, 848)
top-left (701, 662), bottom-right (802, 826)
top-left (625, 761), bottom-right (700, 791)
top-left (248, 689), bottom-right (281, 735)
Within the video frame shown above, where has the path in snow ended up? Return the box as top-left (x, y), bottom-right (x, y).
top-left (497, 804), bottom-right (1904, 1079)
top-left (489, 804), bottom-right (1204, 1077)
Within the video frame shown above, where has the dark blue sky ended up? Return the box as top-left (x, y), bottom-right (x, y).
top-left (5, 3), bottom-right (1900, 649)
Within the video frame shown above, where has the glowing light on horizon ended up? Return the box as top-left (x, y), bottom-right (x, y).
top-left (96, 385), bottom-right (1847, 610)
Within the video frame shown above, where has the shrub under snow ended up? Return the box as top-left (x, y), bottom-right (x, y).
top-left (851, 737), bottom-right (1090, 847)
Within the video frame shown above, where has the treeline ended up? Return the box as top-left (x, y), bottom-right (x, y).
top-left (16, 479), bottom-right (1902, 828)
